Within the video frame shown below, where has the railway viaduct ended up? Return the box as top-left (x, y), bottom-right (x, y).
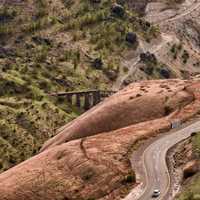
top-left (50, 90), bottom-right (116, 110)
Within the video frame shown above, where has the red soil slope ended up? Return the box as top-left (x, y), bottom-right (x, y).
top-left (41, 79), bottom-right (193, 151)
top-left (0, 79), bottom-right (200, 200)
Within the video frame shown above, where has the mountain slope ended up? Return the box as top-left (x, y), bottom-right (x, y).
top-left (0, 0), bottom-right (160, 172)
top-left (1, 79), bottom-right (200, 200)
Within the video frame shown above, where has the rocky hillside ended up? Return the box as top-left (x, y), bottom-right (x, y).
top-left (144, 0), bottom-right (200, 198)
top-left (175, 132), bottom-right (200, 200)
top-left (1, 0), bottom-right (200, 173)
top-left (1, 0), bottom-right (200, 198)
top-left (115, 0), bottom-right (200, 89)
top-left (0, 0), bottom-right (160, 172)
top-left (1, 79), bottom-right (200, 200)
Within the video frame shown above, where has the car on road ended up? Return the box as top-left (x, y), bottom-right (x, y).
top-left (152, 189), bottom-right (160, 198)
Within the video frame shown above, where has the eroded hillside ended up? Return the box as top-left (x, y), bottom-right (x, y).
top-left (2, 0), bottom-right (200, 199)
top-left (0, 79), bottom-right (200, 200)
top-left (0, 0), bottom-right (159, 172)
top-left (116, 0), bottom-right (200, 88)
top-left (1, 0), bottom-right (200, 172)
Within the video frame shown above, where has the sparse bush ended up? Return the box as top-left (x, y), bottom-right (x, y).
top-left (93, 57), bottom-right (103, 69)
top-left (35, 46), bottom-right (49, 63)
top-left (164, 106), bottom-right (172, 116)
top-left (170, 43), bottom-right (182, 60)
top-left (170, 44), bottom-right (176, 54)
top-left (0, 24), bottom-right (12, 38)
top-left (140, 52), bottom-right (157, 65)
top-left (125, 32), bottom-right (137, 45)
top-left (182, 50), bottom-right (190, 64)
top-left (121, 172), bottom-right (136, 184)
top-left (160, 68), bottom-right (171, 79)
top-left (0, 6), bottom-right (17, 23)
top-left (35, 0), bottom-right (48, 19)
top-left (111, 3), bottom-right (125, 18)
top-left (81, 168), bottom-right (95, 181)
top-left (62, 0), bottom-right (74, 8)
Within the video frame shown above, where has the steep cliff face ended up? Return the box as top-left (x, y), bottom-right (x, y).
top-left (1, 79), bottom-right (200, 200)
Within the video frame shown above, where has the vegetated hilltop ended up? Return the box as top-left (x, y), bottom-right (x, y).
top-left (1, 79), bottom-right (200, 200)
top-left (0, 0), bottom-right (159, 172)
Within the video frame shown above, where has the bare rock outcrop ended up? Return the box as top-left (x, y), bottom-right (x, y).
top-left (183, 160), bottom-right (199, 179)
top-left (0, 79), bottom-right (200, 200)
top-left (41, 79), bottom-right (194, 151)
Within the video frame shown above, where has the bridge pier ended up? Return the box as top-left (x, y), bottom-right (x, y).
top-left (67, 94), bottom-right (73, 104)
top-left (76, 94), bottom-right (81, 108)
top-left (84, 93), bottom-right (91, 110)
top-left (93, 91), bottom-right (101, 106)
top-left (51, 90), bottom-right (116, 110)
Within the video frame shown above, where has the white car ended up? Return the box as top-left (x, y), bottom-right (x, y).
top-left (152, 189), bottom-right (161, 198)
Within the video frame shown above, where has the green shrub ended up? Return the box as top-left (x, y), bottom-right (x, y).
top-left (0, 24), bottom-right (12, 38)
top-left (0, 6), bottom-right (17, 22)
top-left (121, 172), bottom-right (136, 184)
top-left (182, 50), bottom-right (190, 64)
top-left (35, 0), bottom-right (48, 18)
top-left (35, 46), bottom-right (49, 63)
top-left (62, 0), bottom-right (74, 8)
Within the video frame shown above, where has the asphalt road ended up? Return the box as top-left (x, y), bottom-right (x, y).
top-left (138, 121), bottom-right (200, 200)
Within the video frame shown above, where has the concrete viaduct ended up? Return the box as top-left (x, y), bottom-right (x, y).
top-left (50, 90), bottom-right (116, 110)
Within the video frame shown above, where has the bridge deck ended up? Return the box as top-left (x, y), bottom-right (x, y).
top-left (49, 90), bottom-right (116, 96)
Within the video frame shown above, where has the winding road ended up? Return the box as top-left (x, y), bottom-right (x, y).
top-left (123, 120), bottom-right (200, 200)
top-left (138, 4), bottom-right (200, 199)
top-left (138, 121), bottom-right (200, 200)
top-left (121, 1), bottom-right (200, 200)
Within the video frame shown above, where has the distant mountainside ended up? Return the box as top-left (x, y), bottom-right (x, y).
top-left (1, 0), bottom-right (200, 199)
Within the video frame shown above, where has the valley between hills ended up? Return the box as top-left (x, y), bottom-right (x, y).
top-left (1, 0), bottom-right (200, 200)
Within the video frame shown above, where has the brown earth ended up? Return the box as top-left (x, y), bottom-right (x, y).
top-left (1, 79), bottom-right (200, 200)
top-left (41, 79), bottom-right (194, 151)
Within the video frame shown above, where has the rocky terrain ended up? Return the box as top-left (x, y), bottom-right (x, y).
top-left (1, 0), bottom-right (200, 171)
top-left (0, 0), bottom-right (160, 172)
top-left (114, 5), bottom-right (200, 91)
top-left (1, 0), bottom-right (200, 199)
top-left (0, 79), bottom-right (200, 200)
top-left (144, 0), bottom-right (200, 198)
